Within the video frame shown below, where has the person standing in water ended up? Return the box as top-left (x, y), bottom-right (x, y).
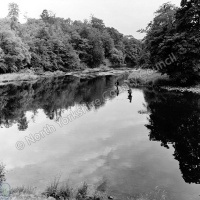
top-left (115, 81), bottom-right (119, 87)
top-left (115, 81), bottom-right (119, 96)
top-left (128, 88), bottom-right (132, 103)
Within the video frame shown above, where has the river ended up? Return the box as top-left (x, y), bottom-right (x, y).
top-left (0, 75), bottom-right (199, 200)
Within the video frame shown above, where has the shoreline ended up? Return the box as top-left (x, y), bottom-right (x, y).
top-left (1, 68), bottom-right (200, 94)
top-left (0, 67), bottom-right (134, 86)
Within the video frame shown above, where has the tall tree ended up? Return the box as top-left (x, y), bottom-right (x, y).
top-left (7, 2), bottom-right (19, 30)
top-left (141, 1), bottom-right (200, 84)
top-left (40, 9), bottom-right (55, 24)
top-left (0, 31), bottom-right (31, 73)
top-left (90, 16), bottom-right (105, 31)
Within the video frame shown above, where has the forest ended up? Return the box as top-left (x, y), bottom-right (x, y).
top-left (0, 3), bottom-right (141, 74)
top-left (138, 0), bottom-right (200, 84)
top-left (0, 0), bottom-right (200, 85)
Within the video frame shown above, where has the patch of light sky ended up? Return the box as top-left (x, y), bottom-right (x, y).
top-left (0, 0), bottom-right (181, 39)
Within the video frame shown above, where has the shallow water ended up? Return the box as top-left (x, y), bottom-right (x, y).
top-left (0, 75), bottom-right (200, 200)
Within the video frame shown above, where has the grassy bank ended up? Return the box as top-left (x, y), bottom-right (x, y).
top-left (0, 72), bottom-right (39, 84)
top-left (0, 69), bottom-right (66, 86)
top-left (126, 69), bottom-right (170, 87)
top-left (0, 67), bottom-right (134, 86)
top-left (9, 184), bottom-right (169, 200)
top-left (0, 164), bottom-right (169, 200)
top-left (9, 181), bottom-right (108, 200)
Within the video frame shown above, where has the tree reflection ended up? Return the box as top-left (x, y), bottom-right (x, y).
top-left (143, 88), bottom-right (200, 184)
top-left (0, 75), bottom-right (119, 131)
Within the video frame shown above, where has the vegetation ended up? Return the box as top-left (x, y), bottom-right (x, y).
top-left (127, 70), bottom-right (169, 87)
top-left (0, 3), bottom-right (141, 74)
top-left (10, 186), bottom-right (36, 195)
top-left (138, 0), bottom-right (200, 85)
top-left (1, 0), bottom-right (200, 86)
top-left (0, 163), bottom-right (6, 183)
top-left (9, 179), bottom-right (168, 200)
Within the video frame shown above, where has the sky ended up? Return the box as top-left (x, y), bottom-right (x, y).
top-left (0, 0), bottom-right (181, 39)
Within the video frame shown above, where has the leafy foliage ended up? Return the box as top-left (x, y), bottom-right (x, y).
top-left (0, 30), bottom-right (31, 73)
top-left (140, 1), bottom-right (200, 84)
top-left (0, 5), bottom-right (141, 74)
top-left (7, 2), bottom-right (19, 30)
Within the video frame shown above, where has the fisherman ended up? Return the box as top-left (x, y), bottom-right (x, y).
top-left (128, 88), bottom-right (132, 103)
top-left (115, 80), bottom-right (119, 87)
top-left (115, 80), bottom-right (120, 96)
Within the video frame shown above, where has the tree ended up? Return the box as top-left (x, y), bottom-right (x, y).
top-left (88, 29), bottom-right (105, 67)
top-left (123, 36), bottom-right (141, 66)
top-left (40, 9), bottom-right (55, 24)
top-left (141, 2), bottom-right (177, 67)
top-left (0, 6), bottom-right (141, 72)
top-left (90, 16), bottom-right (105, 31)
top-left (177, 0), bottom-right (200, 32)
top-left (0, 31), bottom-right (31, 73)
top-left (110, 48), bottom-right (124, 65)
top-left (7, 2), bottom-right (19, 30)
top-left (141, 1), bottom-right (200, 84)
top-left (106, 27), bottom-right (123, 47)
top-left (101, 31), bottom-right (114, 58)
top-left (172, 0), bottom-right (200, 83)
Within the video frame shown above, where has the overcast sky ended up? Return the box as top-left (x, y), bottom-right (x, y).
top-left (0, 0), bottom-right (181, 39)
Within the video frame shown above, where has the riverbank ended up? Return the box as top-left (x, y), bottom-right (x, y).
top-left (1, 67), bottom-right (200, 94)
top-left (9, 184), bottom-right (168, 200)
top-left (0, 67), bottom-right (134, 86)
top-left (9, 183), bottom-right (108, 200)
top-left (126, 69), bottom-right (200, 93)
top-left (126, 69), bottom-right (169, 86)
top-left (0, 67), bottom-right (169, 87)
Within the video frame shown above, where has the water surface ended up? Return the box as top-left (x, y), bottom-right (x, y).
top-left (0, 75), bottom-right (200, 200)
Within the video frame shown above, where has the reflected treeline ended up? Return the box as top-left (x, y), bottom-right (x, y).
top-left (0, 75), bottom-right (122, 131)
top-left (143, 88), bottom-right (200, 184)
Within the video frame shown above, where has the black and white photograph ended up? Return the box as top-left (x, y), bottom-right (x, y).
top-left (0, 0), bottom-right (200, 199)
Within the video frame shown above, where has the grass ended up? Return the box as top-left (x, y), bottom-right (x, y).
top-left (0, 72), bottom-right (38, 84)
top-left (10, 186), bottom-right (36, 195)
top-left (43, 180), bottom-right (107, 200)
top-left (127, 69), bottom-right (170, 87)
top-left (0, 66), bottom-right (132, 85)
top-left (9, 184), bottom-right (170, 200)
top-left (9, 179), bottom-right (108, 200)
top-left (136, 187), bottom-right (168, 200)
top-left (43, 177), bottom-right (60, 199)
top-left (0, 70), bottom-right (67, 85)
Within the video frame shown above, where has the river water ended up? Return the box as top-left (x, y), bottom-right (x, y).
top-left (0, 75), bottom-right (200, 200)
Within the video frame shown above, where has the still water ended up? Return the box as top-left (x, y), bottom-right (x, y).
top-left (0, 75), bottom-right (200, 200)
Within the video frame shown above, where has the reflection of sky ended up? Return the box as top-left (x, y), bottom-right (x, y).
top-left (1, 89), bottom-right (199, 200)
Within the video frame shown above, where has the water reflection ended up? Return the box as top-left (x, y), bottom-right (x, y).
top-left (128, 89), bottom-right (132, 103)
top-left (143, 88), bottom-right (200, 184)
top-left (0, 75), bottom-right (122, 131)
top-left (0, 76), bottom-right (200, 200)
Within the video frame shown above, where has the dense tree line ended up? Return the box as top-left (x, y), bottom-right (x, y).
top-left (0, 3), bottom-right (141, 74)
top-left (138, 0), bottom-right (200, 85)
